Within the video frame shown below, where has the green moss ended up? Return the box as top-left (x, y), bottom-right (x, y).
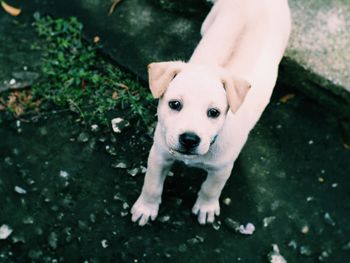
top-left (31, 13), bottom-right (155, 127)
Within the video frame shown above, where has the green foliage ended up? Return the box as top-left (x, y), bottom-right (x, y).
top-left (32, 13), bottom-right (155, 126)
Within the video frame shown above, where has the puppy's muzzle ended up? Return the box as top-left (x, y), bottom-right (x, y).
top-left (179, 132), bottom-right (201, 152)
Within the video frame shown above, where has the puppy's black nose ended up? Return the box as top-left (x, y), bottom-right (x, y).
top-left (179, 132), bottom-right (201, 149)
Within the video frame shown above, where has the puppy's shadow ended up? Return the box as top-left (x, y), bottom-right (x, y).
top-left (220, 157), bottom-right (257, 221)
top-left (160, 162), bottom-right (208, 217)
top-left (159, 158), bottom-right (254, 223)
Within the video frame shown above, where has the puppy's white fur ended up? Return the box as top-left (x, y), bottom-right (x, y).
top-left (131, 0), bottom-right (291, 226)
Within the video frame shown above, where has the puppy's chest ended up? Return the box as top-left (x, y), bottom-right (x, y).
top-left (175, 155), bottom-right (210, 170)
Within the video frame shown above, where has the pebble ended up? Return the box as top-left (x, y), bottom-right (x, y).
top-left (11, 233), bottom-right (25, 244)
top-left (77, 132), bottom-right (90, 143)
top-left (195, 235), bottom-right (204, 243)
top-left (88, 138), bottom-right (97, 150)
top-left (0, 224), bottom-right (13, 239)
top-left (89, 214), bottom-right (96, 223)
top-left (301, 225), bottom-right (309, 234)
top-left (318, 250), bottom-right (331, 262)
top-left (306, 196), bottom-right (315, 202)
top-left (140, 165), bottom-right (147, 174)
top-left (223, 197), bottom-right (232, 206)
top-left (267, 244), bottom-right (287, 263)
top-left (174, 198), bottom-right (183, 206)
top-left (238, 223), bottom-right (255, 235)
top-left (39, 127), bottom-right (48, 136)
top-left (34, 227), bottom-right (43, 236)
top-left (105, 145), bottom-right (117, 156)
top-left (98, 136), bottom-right (107, 142)
top-left (178, 244), bottom-right (187, 253)
top-left (120, 211), bottom-right (128, 217)
top-left (48, 232), bottom-right (58, 250)
top-left (324, 212), bottom-right (336, 226)
top-left (299, 245), bottom-right (312, 256)
top-left (101, 239), bottom-right (109, 248)
top-left (158, 215), bottom-right (170, 223)
top-left (111, 161), bottom-right (128, 169)
top-left (90, 124), bottom-right (99, 132)
top-left (127, 168), bottom-right (140, 177)
top-left (187, 237), bottom-right (200, 246)
top-left (270, 200), bottom-right (280, 211)
top-left (4, 156), bottom-right (13, 166)
top-left (288, 240), bottom-right (298, 250)
top-left (113, 193), bottom-right (125, 202)
top-left (14, 186), bottom-right (27, 194)
top-left (187, 236), bottom-right (204, 246)
top-left (59, 170), bottom-right (69, 178)
top-left (263, 216), bottom-right (276, 228)
top-left (111, 117), bottom-right (130, 133)
top-left (122, 202), bottom-right (129, 210)
top-left (12, 148), bottom-right (19, 155)
top-left (212, 220), bottom-right (221, 230)
top-left (23, 216), bottom-right (34, 224)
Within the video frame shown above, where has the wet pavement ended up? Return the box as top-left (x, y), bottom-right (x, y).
top-left (1, 86), bottom-right (350, 262)
top-left (1, 1), bottom-right (350, 262)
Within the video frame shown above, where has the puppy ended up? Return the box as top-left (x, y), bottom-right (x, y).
top-left (131, 0), bottom-right (291, 225)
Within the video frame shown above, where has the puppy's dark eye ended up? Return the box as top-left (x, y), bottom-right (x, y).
top-left (168, 100), bottom-right (182, 111)
top-left (207, 108), bottom-right (220, 118)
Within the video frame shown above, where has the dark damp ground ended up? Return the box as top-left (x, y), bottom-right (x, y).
top-left (1, 84), bottom-right (350, 263)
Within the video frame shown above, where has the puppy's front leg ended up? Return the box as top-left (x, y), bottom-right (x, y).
top-left (192, 164), bottom-right (233, 225)
top-left (131, 145), bottom-right (173, 226)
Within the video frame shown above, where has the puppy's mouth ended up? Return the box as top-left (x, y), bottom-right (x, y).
top-left (169, 148), bottom-right (198, 156)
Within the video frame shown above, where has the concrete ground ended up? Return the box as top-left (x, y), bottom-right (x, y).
top-left (0, 0), bottom-right (350, 262)
top-left (1, 83), bottom-right (350, 263)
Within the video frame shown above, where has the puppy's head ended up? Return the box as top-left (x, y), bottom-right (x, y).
top-left (148, 61), bottom-right (250, 156)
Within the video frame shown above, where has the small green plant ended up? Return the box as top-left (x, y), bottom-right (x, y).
top-left (31, 13), bottom-right (155, 126)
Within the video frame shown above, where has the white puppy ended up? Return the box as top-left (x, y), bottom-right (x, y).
top-left (131, 0), bottom-right (291, 226)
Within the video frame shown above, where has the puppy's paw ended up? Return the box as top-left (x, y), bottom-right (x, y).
top-left (192, 197), bottom-right (220, 225)
top-left (131, 196), bottom-right (159, 226)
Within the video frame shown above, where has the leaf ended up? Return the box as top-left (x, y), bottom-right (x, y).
top-left (116, 82), bottom-right (129, 90)
top-left (112, 91), bottom-right (118, 100)
top-left (279, 93), bottom-right (295, 103)
top-left (1, 1), bottom-right (21, 16)
top-left (108, 0), bottom-right (122, 16)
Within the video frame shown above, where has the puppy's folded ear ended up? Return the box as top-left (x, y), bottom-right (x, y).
top-left (222, 75), bottom-right (251, 113)
top-left (148, 61), bottom-right (186, 98)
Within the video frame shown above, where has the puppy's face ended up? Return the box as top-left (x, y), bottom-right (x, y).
top-left (157, 68), bottom-right (229, 156)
